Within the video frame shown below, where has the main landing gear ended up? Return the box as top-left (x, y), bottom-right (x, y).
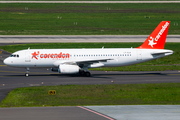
top-left (79, 70), bottom-right (91, 77)
top-left (25, 67), bottom-right (29, 77)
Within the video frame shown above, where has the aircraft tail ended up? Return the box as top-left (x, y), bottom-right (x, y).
top-left (137, 21), bottom-right (170, 49)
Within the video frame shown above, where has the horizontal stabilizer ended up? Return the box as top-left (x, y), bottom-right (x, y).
top-left (151, 50), bottom-right (173, 55)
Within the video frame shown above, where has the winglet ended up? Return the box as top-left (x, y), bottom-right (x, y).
top-left (137, 21), bottom-right (170, 49)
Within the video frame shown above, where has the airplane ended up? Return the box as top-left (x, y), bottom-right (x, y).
top-left (3, 21), bottom-right (173, 77)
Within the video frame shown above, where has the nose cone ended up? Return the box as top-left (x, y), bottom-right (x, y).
top-left (3, 58), bottom-right (10, 65)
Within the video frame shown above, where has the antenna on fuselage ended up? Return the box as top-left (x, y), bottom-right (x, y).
top-left (102, 46), bottom-right (104, 49)
top-left (28, 47), bottom-right (30, 50)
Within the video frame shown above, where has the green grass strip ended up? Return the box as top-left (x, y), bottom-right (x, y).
top-left (1, 83), bottom-right (180, 107)
top-left (0, 3), bottom-right (180, 35)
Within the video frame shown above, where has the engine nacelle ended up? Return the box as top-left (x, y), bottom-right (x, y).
top-left (58, 64), bottom-right (80, 74)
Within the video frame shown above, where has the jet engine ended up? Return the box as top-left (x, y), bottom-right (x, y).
top-left (51, 67), bottom-right (59, 72)
top-left (58, 64), bottom-right (80, 74)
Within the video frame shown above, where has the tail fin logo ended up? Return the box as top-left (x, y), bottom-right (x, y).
top-left (137, 21), bottom-right (170, 49)
top-left (154, 22), bottom-right (169, 42)
top-left (148, 22), bottom-right (169, 48)
top-left (148, 36), bottom-right (157, 48)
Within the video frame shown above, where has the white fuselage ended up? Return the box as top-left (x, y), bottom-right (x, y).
top-left (4, 48), bottom-right (173, 68)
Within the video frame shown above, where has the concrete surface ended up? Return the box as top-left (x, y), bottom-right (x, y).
top-left (86, 105), bottom-right (180, 120)
top-left (0, 35), bottom-right (180, 43)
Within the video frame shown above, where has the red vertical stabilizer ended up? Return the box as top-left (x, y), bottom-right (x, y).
top-left (137, 21), bottom-right (170, 49)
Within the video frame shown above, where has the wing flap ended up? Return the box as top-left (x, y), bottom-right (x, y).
top-left (53, 58), bottom-right (112, 67)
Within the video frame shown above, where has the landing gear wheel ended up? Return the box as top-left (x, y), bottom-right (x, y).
top-left (25, 67), bottom-right (30, 77)
top-left (85, 72), bottom-right (91, 77)
top-left (79, 71), bottom-right (85, 76)
top-left (25, 73), bottom-right (29, 77)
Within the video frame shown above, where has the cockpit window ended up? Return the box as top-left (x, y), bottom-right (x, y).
top-left (10, 54), bottom-right (19, 58)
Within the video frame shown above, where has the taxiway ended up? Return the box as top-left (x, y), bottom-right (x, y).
top-left (0, 35), bottom-right (180, 43)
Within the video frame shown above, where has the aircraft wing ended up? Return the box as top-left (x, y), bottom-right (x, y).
top-left (53, 58), bottom-right (112, 68)
top-left (75, 58), bottom-right (111, 64)
top-left (75, 58), bottom-right (112, 68)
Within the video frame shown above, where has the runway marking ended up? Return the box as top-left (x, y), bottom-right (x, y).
top-left (0, 65), bottom-right (7, 66)
top-left (0, 70), bottom-right (25, 73)
top-left (0, 70), bottom-right (55, 74)
top-left (78, 106), bottom-right (114, 120)
top-left (167, 74), bottom-right (180, 76)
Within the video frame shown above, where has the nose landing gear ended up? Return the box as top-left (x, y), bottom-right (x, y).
top-left (25, 67), bottom-right (29, 77)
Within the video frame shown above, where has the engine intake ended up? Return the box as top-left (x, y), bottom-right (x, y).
top-left (51, 68), bottom-right (59, 72)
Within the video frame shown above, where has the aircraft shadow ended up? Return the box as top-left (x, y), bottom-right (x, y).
top-left (2, 72), bottom-right (167, 78)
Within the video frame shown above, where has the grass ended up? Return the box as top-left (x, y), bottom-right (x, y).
top-left (1, 83), bottom-right (180, 107)
top-left (0, 3), bottom-right (180, 35)
top-left (0, 42), bottom-right (180, 71)
top-left (0, 0), bottom-right (179, 1)
top-left (1, 43), bottom-right (144, 53)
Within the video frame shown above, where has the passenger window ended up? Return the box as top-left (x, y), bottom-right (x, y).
top-left (17, 55), bottom-right (19, 57)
